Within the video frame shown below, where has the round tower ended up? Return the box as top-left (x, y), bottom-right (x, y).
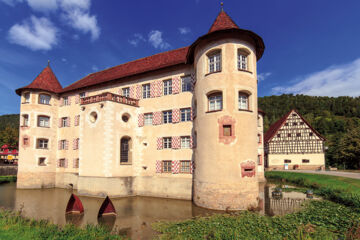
top-left (15, 65), bottom-right (62, 188)
top-left (188, 10), bottom-right (265, 210)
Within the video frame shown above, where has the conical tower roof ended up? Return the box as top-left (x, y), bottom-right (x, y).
top-left (208, 10), bottom-right (240, 33)
top-left (16, 65), bottom-right (62, 95)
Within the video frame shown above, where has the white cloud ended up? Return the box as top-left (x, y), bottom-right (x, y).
top-left (59, 0), bottom-right (90, 11)
top-left (272, 58), bottom-right (360, 97)
top-left (128, 33), bottom-right (145, 47)
top-left (62, 9), bottom-right (100, 40)
top-left (26, 0), bottom-right (57, 12)
top-left (0, 0), bottom-right (22, 6)
top-left (148, 30), bottom-right (170, 50)
top-left (258, 72), bottom-right (272, 81)
top-left (178, 27), bottom-right (190, 35)
top-left (91, 65), bottom-right (98, 71)
top-left (8, 15), bottom-right (58, 51)
top-left (61, 57), bottom-right (67, 62)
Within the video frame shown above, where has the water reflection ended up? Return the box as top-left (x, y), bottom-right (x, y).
top-left (0, 182), bottom-right (318, 240)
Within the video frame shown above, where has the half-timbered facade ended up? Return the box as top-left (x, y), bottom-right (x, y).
top-left (15, 9), bottom-right (266, 210)
top-left (264, 109), bottom-right (326, 170)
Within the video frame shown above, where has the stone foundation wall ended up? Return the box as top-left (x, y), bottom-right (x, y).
top-left (0, 166), bottom-right (17, 176)
top-left (17, 172), bottom-right (56, 189)
top-left (55, 172), bottom-right (79, 189)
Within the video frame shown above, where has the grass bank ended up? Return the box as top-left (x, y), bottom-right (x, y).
top-left (265, 171), bottom-right (360, 209)
top-left (0, 210), bottom-right (124, 240)
top-left (154, 200), bottom-right (360, 239)
top-left (0, 175), bottom-right (16, 184)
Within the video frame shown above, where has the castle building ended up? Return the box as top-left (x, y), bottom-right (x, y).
top-left (264, 109), bottom-right (326, 170)
top-left (16, 9), bottom-right (265, 210)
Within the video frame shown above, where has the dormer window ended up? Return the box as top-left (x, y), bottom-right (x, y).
top-left (208, 50), bottom-right (221, 73)
top-left (238, 49), bottom-right (249, 71)
top-left (39, 94), bottom-right (51, 105)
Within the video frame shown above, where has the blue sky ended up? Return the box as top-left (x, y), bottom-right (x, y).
top-left (1, 0), bottom-right (360, 115)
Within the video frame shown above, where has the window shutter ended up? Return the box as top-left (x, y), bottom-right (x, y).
top-left (73, 158), bottom-right (76, 168)
top-left (67, 117), bottom-right (71, 127)
top-left (65, 159), bottom-right (68, 168)
top-left (58, 140), bottom-right (61, 150)
top-left (74, 115), bottom-right (78, 126)
top-left (190, 107), bottom-right (194, 120)
top-left (191, 73), bottom-right (196, 91)
top-left (138, 114), bottom-right (144, 127)
top-left (56, 159), bottom-right (60, 168)
top-left (58, 118), bottom-right (62, 128)
top-left (172, 76), bottom-right (180, 94)
top-left (155, 80), bottom-right (163, 97)
top-left (156, 160), bottom-right (162, 173)
top-left (130, 86), bottom-right (135, 99)
top-left (153, 112), bottom-right (162, 125)
top-left (85, 92), bottom-right (89, 97)
top-left (190, 161), bottom-right (194, 174)
top-left (157, 138), bottom-right (163, 150)
top-left (172, 109), bottom-right (180, 123)
top-left (65, 140), bottom-right (69, 150)
top-left (75, 95), bottom-right (79, 104)
top-left (69, 96), bottom-right (72, 105)
top-left (72, 139), bottom-right (76, 150)
top-left (190, 136), bottom-right (194, 149)
top-left (172, 136), bottom-right (180, 149)
top-left (118, 88), bottom-right (122, 95)
top-left (136, 85), bottom-right (141, 99)
top-left (172, 160), bottom-right (180, 174)
top-left (60, 98), bottom-right (64, 107)
top-left (150, 82), bottom-right (156, 98)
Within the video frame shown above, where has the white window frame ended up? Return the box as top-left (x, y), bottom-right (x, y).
top-left (38, 116), bottom-right (50, 127)
top-left (180, 108), bottom-right (191, 122)
top-left (163, 137), bottom-right (172, 149)
top-left (63, 97), bottom-right (69, 106)
top-left (238, 53), bottom-right (248, 71)
top-left (181, 76), bottom-right (192, 92)
top-left (39, 94), bottom-right (51, 105)
top-left (180, 161), bottom-right (191, 173)
top-left (163, 110), bottom-right (172, 124)
top-left (61, 117), bottom-right (68, 127)
top-left (162, 161), bottom-right (172, 173)
top-left (144, 113), bottom-right (153, 125)
top-left (122, 88), bottom-right (130, 97)
top-left (208, 94), bottom-right (222, 111)
top-left (22, 114), bottom-right (29, 127)
top-left (238, 93), bottom-right (249, 110)
top-left (24, 92), bottom-right (30, 103)
top-left (208, 52), bottom-right (221, 73)
top-left (181, 136), bottom-right (191, 149)
top-left (142, 84), bottom-right (150, 99)
top-left (163, 79), bottom-right (172, 95)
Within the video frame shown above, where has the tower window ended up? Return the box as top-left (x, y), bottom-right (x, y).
top-left (237, 49), bottom-right (249, 71)
top-left (39, 94), bottom-right (51, 105)
top-left (223, 125), bottom-right (232, 136)
top-left (181, 76), bottom-right (192, 92)
top-left (208, 92), bottom-right (222, 111)
top-left (238, 92), bottom-right (249, 110)
top-left (24, 92), bottom-right (30, 103)
top-left (180, 108), bottom-right (191, 122)
top-left (38, 116), bottom-right (50, 127)
top-left (38, 158), bottom-right (46, 166)
top-left (207, 50), bottom-right (221, 73)
top-left (22, 114), bottom-right (29, 127)
top-left (163, 79), bottom-right (172, 95)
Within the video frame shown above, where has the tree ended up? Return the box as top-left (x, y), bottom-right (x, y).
top-left (0, 125), bottom-right (18, 147)
top-left (336, 127), bottom-right (360, 169)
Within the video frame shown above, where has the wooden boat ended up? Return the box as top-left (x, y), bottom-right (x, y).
top-left (98, 196), bottom-right (117, 217)
top-left (65, 194), bottom-right (84, 214)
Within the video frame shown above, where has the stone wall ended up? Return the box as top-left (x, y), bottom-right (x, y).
top-left (0, 166), bottom-right (18, 176)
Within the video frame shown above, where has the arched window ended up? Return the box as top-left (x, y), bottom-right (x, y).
top-left (238, 92), bottom-right (249, 110)
top-left (38, 94), bottom-right (51, 105)
top-left (237, 49), bottom-right (250, 71)
top-left (208, 92), bottom-right (222, 111)
top-left (120, 137), bottom-right (132, 164)
top-left (207, 50), bottom-right (221, 73)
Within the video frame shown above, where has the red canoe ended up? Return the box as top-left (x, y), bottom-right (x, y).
top-left (65, 194), bottom-right (84, 214)
top-left (98, 196), bottom-right (116, 217)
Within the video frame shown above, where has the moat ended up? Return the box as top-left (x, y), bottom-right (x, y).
top-left (0, 182), bottom-right (319, 239)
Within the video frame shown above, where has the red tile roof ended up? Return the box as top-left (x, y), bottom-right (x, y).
top-left (61, 47), bottom-right (189, 93)
top-left (264, 109), bottom-right (326, 142)
top-left (208, 10), bottom-right (240, 33)
top-left (16, 66), bottom-right (62, 95)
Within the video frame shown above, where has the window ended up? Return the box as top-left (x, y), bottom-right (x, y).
top-left (142, 84), bottom-right (150, 99)
top-left (302, 159), bottom-right (310, 163)
top-left (257, 134), bottom-right (262, 143)
top-left (300, 122), bottom-right (304, 125)
top-left (180, 161), bottom-right (191, 173)
top-left (63, 97), bottom-right (69, 106)
top-left (23, 137), bottom-right (29, 146)
top-left (24, 92), bottom-right (30, 103)
top-left (79, 92), bottom-right (86, 99)
top-left (181, 136), bottom-right (191, 148)
top-left (38, 116), bottom-right (50, 127)
top-left (257, 155), bottom-right (262, 165)
top-left (293, 122), bottom-right (297, 126)
top-left (61, 117), bottom-right (68, 127)
top-left (309, 132), bottom-right (313, 137)
top-left (122, 88), bottom-right (130, 97)
top-left (162, 161), bottom-right (172, 173)
top-left (223, 125), bottom-right (232, 136)
top-left (74, 158), bottom-right (79, 168)
top-left (287, 133), bottom-right (291, 137)
top-left (181, 108), bottom-right (191, 122)
top-left (163, 79), bottom-right (172, 95)
top-left (277, 134), bottom-right (281, 138)
top-left (296, 133), bottom-right (301, 137)
top-left (163, 110), bottom-right (172, 124)
top-left (292, 113), bottom-right (297, 117)
top-left (144, 113), bottom-right (153, 125)
top-left (238, 92), bottom-right (249, 110)
top-left (182, 76), bottom-right (192, 92)
top-left (74, 138), bottom-right (80, 150)
top-left (59, 159), bottom-right (66, 168)
top-left (163, 137), bottom-right (172, 149)
top-left (60, 140), bottom-right (66, 150)
top-left (120, 137), bottom-right (130, 164)
top-left (285, 123), bottom-right (289, 126)
top-left (237, 50), bottom-right (248, 70)
top-left (37, 139), bottom-right (48, 149)
top-left (208, 51), bottom-right (221, 73)
top-left (39, 94), bottom-right (51, 105)
top-left (38, 158), bottom-right (46, 166)
top-left (22, 114), bottom-right (29, 127)
top-left (208, 92), bottom-right (222, 111)
top-left (284, 159), bottom-right (291, 163)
